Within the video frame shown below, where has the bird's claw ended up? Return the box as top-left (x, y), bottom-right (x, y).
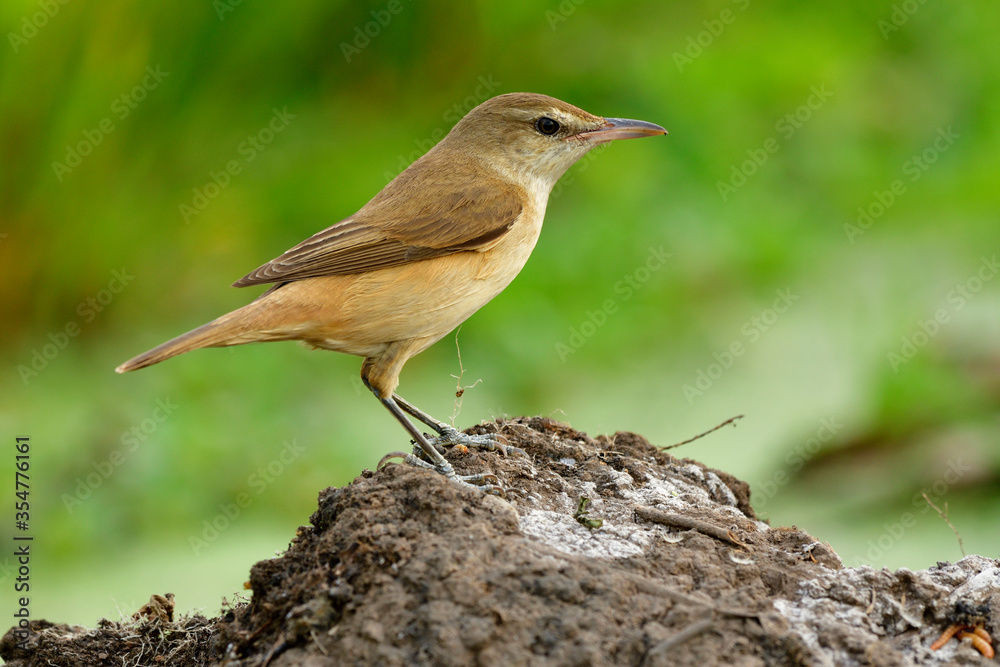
top-left (379, 452), bottom-right (506, 497)
top-left (427, 426), bottom-right (525, 457)
top-left (377, 451), bottom-right (410, 470)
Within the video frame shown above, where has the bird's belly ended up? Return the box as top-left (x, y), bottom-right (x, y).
top-left (268, 216), bottom-right (543, 357)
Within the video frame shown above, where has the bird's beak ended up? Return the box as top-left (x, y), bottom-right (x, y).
top-left (572, 117), bottom-right (668, 143)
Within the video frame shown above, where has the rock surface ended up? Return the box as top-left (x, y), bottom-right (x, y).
top-left (3, 417), bottom-right (997, 666)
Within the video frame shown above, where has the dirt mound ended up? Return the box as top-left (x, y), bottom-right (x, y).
top-left (4, 417), bottom-right (997, 665)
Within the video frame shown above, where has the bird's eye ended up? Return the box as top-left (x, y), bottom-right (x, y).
top-left (535, 117), bottom-right (561, 136)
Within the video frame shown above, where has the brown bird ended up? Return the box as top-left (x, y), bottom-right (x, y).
top-left (117, 93), bottom-right (666, 491)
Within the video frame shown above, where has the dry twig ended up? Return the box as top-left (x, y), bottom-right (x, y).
top-left (921, 491), bottom-right (965, 556)
top-left (635, 506), bottom-right (747, 549)
top-left (450, 326), bottom-right (482, 425)
top-left (662, 415), bottom-right (744, 451)
top-left (644, 617), bottom-right (716, 661)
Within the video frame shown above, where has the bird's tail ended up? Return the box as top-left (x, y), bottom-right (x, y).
top-left (115, 312), bottom-right (249, 373)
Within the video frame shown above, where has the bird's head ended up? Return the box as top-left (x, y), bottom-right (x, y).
top-left (442, 92), bottom-right (667, 189)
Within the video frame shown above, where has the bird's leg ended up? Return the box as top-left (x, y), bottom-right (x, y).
top-left (362, 347), bottom-right (506, 492)
top-left (393, 394), bottom-right (524, 457)
top-left (375, 393), bottom-right (503, 494)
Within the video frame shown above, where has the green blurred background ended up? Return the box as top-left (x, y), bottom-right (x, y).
top-left (2, 0), bottom-right (999, 631)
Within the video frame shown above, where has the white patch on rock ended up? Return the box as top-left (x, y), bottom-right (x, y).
top-left (772, 556), bottom-right (1000, 665)
top-left (515, 456), bottom-right (753, 560)
top-left (518, 506), bottom-right (648, 559)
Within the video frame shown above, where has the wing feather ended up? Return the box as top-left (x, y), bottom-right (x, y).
top-left (232, 175), bottom-right (523, 288)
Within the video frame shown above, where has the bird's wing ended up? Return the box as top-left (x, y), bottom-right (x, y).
top-left (232, 184), bottom-right (522, 287)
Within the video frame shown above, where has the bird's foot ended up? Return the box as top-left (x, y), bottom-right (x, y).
top-left (377, 451), bottom-right (505, 496)
top-left (426, 425), bottom-right (525, 457)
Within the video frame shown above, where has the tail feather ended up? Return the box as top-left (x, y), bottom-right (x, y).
top-left (115, 316), bottom-right (240, 373)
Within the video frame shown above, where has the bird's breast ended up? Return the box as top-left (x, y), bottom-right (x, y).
top-left (470, 177), bottom-right (549, 283)
top-left (471, 204), bottom-right (545, 282)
